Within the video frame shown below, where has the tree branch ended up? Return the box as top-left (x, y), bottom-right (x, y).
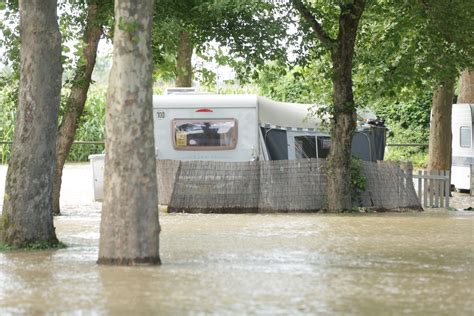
top-left (291, 0), bottom-right (336, 49)
top-left (336, 0), bottom-right (366, 42)
top-left (419, 0), bottom-right (430, 12)
top-left (352, 0), bottom-right (366, 17)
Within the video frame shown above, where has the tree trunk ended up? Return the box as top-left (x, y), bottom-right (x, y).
top-left (175, 30), bottom-right (193, 87)
top-left (326, 60), bottom-right (357, 211)
top-left (325, 3), bottom-right (364, 212)
top-left (52, 3), bottom-right (103, 216)
top-left (458, 69), bottom-right (474, 103)
top-left (98, 0), bottom-right (160, 265)
top-left (0, 0), bottom-right (62, 247)
top-left (428, 78), bottom-right (455, 171)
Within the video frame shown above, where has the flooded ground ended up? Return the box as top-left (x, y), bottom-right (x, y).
top-left (0, 164), bottom-right (473, 315)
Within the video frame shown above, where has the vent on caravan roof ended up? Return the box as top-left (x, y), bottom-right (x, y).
top-left (163, 87), bottom-right (197, 95)
top-left (195, 108), bottom-right (213, 112)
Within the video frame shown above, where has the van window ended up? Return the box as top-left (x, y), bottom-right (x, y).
top-left (172, 119), bottom-right (237, 150)
top-left (460, 126), bottom-right (471, 148)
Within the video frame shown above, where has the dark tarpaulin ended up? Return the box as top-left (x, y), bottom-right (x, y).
top-left (351, 132), bottom-right (373, 161)
top-left (261, 128), bottom-right (288, 160)
top-left (372, 126), bottom-right (387, 161)
top-left (352, 127), bottom-right (387, 162)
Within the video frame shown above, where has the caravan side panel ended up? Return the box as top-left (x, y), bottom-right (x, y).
top-left (451, 104), bottom-right (474, 190)
top-left (153, 95), bottom-right (259, 161)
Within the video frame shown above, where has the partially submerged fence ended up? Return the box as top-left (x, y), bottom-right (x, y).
top-left (472, 165), bottom-right (474, 197)
top-left (413, 170), bottom-right (450, 208)
top-left (156, 160), bottom-right (180, 205)
top-left (359, 161), bottom-right (420, 211)
top-left (157, 159), bottom-right (422, 213)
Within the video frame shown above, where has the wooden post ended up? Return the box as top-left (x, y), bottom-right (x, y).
top-left (423, 170), bottom-right (428, 208)
top-left (439, 171), bottom-right (444, 207)
top-left (428, 170), bottom-right (434, 207)
top-left (445, 170), bottom-right (450, 208)
top-left (471, 165), bottom-right (474, 197)
top-left (418, 170), bottom-right (422, 203)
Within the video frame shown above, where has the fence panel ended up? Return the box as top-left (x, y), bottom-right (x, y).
top-left (413, 170), bottom-right (450, 208)
top-left (168, 159), bottom-right (422, 213)
top-left (156, 160), bottom-right (181, 205)
top-left (471, 165), bottom-right (474, 197)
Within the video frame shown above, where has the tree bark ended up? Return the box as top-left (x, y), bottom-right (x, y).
top-left (52, 2), bottom-right (103, 216)
top-left (458, 69), bottom-right (474, 103)
top-left (326, 2), bottom-right (365, 212)
top-left (327, 55), bottom-right (358, 211)
top-left (0, 0), bottom-right (62, 247)
top-left (98, 0), bottom-right (160, 265)
top-left (292, 0), bottom-right (365, 211)
top-left (175, 30), bottom-right (193, 87)
top-left (428, 78), bottom-right (455, 171)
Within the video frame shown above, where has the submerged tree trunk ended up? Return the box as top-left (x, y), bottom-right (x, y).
top-left (98, 0), bottom-right (160, 265)
top-left (327, 52), bottom-right (358, 211)
top-left (325, 2), bottom-right (365, 211)
top-left (175, 30), bottom-right (193, 87)
top-left (458, 69), bottom-right (474, 103)
top-left (0, 0), bottom-right (62, 247)
top-left (428, 78), bottom-right (455, 171)
top-left (52, 2), bottom-right (103, 216)
top-left (292, 0), bottom-right (365, 212)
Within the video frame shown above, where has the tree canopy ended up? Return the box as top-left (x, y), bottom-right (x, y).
top-left (151, 0), bottom-right (292, 84)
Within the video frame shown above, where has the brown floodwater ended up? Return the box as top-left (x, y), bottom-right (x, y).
top-left (0, 164), bottom-right (473, 315)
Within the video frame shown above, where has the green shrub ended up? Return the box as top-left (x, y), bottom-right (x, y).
top-left (0, 74), bottom-right (18, 164)
top-left (0, 82), bottom-right (106, 164)
top-left (373, 93), bottom-right (431, 168)
top-left (66, 88), bottom-right (106, 161)
top-left (385, 149), bottom-right (428, 168)
top-left (351, 157), bottom-right (367, 206)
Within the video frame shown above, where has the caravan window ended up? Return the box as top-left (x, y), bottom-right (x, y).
top-left (172, 119), bottom-right (237, 150)
top-left (317, 136), bottom-right (331, 158)
top-left (460, 126), bottom-right (471, 148)
top-left (294, 136), bottom-right (317, 159)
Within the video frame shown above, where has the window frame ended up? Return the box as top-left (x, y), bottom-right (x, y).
top-left (460, 126), bottom-right (471, 148)
top-left (171, 118), bottom-right (238, 151)
top-left (294, 135), bottom-right (317, 159)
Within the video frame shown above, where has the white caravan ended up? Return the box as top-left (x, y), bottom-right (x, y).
top-left (152, 94), bottom-right (386, 162)
top-left (153, 94), bottom-right (259, 161)
top-left (451, 104), bottom-right (474, 191)
top-left (89, 93), bottom-right (387, 201)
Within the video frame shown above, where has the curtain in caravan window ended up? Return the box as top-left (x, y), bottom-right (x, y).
top-left (460, 126), bottom-right (471, 148)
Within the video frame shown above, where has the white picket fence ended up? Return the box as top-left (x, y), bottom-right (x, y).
top-left (413, 170), bottom-right (450, 208)
top-left (471, 165), bottom-right (474, 197)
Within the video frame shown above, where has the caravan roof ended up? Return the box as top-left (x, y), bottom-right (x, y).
top-left (259, 96), bottom-right (377, 130)
top-left (153, 94), bottom-right (377, 131)
top-left (153, 94), bottom-right (258, 109)
top-left (258, 96), bottom-right (322, 130)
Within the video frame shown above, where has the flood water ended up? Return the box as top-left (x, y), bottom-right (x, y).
top-left (0, 164), bottom-right (473, 315)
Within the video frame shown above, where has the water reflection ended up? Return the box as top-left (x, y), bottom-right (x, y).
top-left (0, 211), bottom-right (473, 314)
